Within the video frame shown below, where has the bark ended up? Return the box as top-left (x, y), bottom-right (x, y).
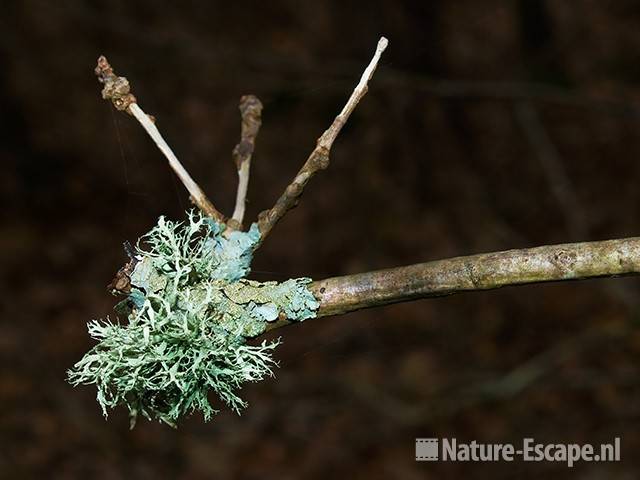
top-left (266, 237), bottom-right (640, 330)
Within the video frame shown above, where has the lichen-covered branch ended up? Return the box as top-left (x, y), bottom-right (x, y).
top-left (81, 39), bottom-right (640, 429)
top-left (69, 212), bottom-right (318, 426)
top-left (266, 237), bottom-right (640, 330)
top-left (256, 36), bottom-right (388, 243)
top-left (95, 56), bottom-right (225, 222)
top-left (229, 95), bottom-right (263, 230)
top-left (72, 209), bottom-right (640, 427)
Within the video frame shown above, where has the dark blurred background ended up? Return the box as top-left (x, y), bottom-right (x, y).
top-left (2, 1), bottom-right (640, 478)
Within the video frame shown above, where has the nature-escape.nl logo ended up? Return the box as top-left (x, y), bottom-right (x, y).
top-left (415, 437), bottom-right (620, 467)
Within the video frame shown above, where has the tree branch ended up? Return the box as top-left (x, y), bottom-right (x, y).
top-left (256, 36), bottom-right (388, 243)
top-left (95, 56), bottom-right (225, 223)
top-left (228, 95), bottom-right (263, 230)
top-left (265, 237), bottom-right (640, 331)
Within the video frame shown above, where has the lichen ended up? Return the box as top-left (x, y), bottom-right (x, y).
top-left (68, 211), bottom-right (319, 427)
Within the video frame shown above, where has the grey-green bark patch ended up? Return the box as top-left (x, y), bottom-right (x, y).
top-left (68, 211), bottom-right (319, 427)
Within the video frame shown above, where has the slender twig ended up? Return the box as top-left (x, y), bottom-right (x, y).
top-left (256, 36), bottom-right (388, 243)
top-left (228, 95), bottom-right (263, 230)
top-left (265, 237), bottom-right (640, 331)
top-left (94, 56), bottom-right (225, 223)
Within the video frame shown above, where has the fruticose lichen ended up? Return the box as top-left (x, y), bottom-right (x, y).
top-left (68, 211), bottom-right (319, 427)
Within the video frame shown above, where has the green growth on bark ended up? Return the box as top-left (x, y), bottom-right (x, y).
top-left (68, 211), bottom-right (319, 427)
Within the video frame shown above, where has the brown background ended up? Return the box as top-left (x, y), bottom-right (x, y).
top-left (2, 1), bottom-right (640, 478)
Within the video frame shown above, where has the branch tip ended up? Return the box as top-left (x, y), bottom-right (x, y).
top-left (255, 36), bottom-right (389, 244)
top-left (94, 55), bottom-right (137, 112)
top-left (230, 95), bottom-right (263, 228)
top-left (94, 56), bottom-right (224, 223)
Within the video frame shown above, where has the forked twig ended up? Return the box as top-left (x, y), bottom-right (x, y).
top-left (80, 37), bottom-right (640, 429)
top-left (256, 36), bottom-right (389, 242)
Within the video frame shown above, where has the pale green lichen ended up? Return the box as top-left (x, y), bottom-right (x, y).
top-left (68, 211), bottom-right (319, 427)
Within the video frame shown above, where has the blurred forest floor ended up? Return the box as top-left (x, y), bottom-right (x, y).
top-left (2, 1), bottom-right (640, 478)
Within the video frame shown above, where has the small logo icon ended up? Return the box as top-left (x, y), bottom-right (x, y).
top-left (416, 438), bottom-right (439, 461)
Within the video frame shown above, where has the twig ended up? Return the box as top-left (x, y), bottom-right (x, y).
top-left (94, 56), bottom-right (225, 223)
top-left (517, 100), bottom-right (639, 307)
top-left (266, 236), bottom-right (640, 330)
top-left (476, 102), bottom-right (640, 398)
top-left (256, 36), bottom-right (388, 242)
top-left (228, 95), bottom-right (263, 230)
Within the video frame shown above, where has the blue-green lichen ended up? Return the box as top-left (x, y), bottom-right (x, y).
top-left (68, 211), bottom-right (319, 427)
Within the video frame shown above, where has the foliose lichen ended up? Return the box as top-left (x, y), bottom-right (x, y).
top-left (67, 211), bottom-right (319, 427)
